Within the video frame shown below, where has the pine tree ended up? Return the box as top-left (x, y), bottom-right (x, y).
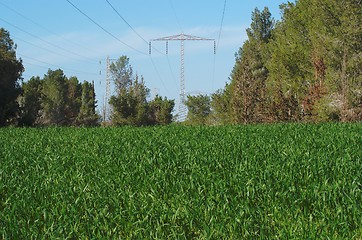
top-left (77, 81), bottom-right (99, 126)
top-left (0, 28), bottom-right (24, 126)
top-left (266, 0), bottom-right (361, 122)
top-left (230, 7), bottom-right (274, 123)
top-left (65, 77), bottom-right (82, 125)
top-left (210, 84), bottom-right (232, 125)
top-left (149, 95), bottom-right (175, 125)
top-left (266, 2), bottom-right (314, 121)
top-left (40, 69), bottom-right (68, 125)
top-left (110, 74), bottom-right (151, 126)
top-left (185, 94), bottom-right (211, 125)
top-left (18, 76), bottom-right (42, 126)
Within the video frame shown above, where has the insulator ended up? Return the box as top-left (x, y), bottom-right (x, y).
top-left (166, 41), bottom-right (168, 55)
top-left (214, 41), bottom-right (216, 54)
top-left (149, 42), bottom-right (151, 54)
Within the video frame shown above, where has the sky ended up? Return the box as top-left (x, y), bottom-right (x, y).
top-left (0, 0), bottom-right (287, 114)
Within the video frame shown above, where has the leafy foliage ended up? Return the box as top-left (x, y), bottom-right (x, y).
top-left (40, 69), bottom-right (68, 125)
top-left (65, 77), bottom-right (82, 125)
top-left (110, 56), bottom-right (175, 126)
top-left (0, 28), bottom-right (24, 126)
top-left (230, 7), bottom-right (274, 123)
top-left (184, 94), bottom-right (211, 125)
top-left (149, 95), bottom-right (175, 125)
top-left (77, 81), bottom-right (99, 126)
top-left (109, 56), bottom-right (133, 91)
top-left (110, 75), bottom-right (150, 126)
top-left (210, 85), bottom-right (232, 125)
top-left (19, 69), bottom-right (99, 126)
top-left (220, 0), bottom-right (361, 125)
top-left (18, 76), bottom-right (42, 126)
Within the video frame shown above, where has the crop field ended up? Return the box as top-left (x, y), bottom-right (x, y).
top-left (0, 123), bottom-right (361, 239)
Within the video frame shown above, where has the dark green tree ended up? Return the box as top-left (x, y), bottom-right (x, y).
top-left (149, 95), bottom-right (175, 125)
top-left (266, 0), bottom-right (361, 122)
top-left (210, 83), bottom-right (232, 125)
top-left (64, 76), bottom-right (82, 125)
top-left (266, 2), bottom-right (318, 121)
top-left (20, 71), bottom-right (99, 126)
top-left (40, 69), bottom-right (67, 125)
top-left (0, 28), bottom-right (24, 126)
top-left (18, 76), bottom-right (42, 126)
top-left (247, 7), bottom-right (274, 42)
top-left (185, 94), bottom-right (211, 125)
top-left (316, 0), bottom-right (362, 121)
top-left (110, 75), bottom-right (150, 126)
top-left (231, 44), bottom-right (257, 123)
top-left (230, 7), bottom-right (274, 123)
top-left (131, 75), bottom-right (150, 126)
top-left (77, 81), bottom-right (99, 126)
top-left (109, 56), bottom-right (175, 126)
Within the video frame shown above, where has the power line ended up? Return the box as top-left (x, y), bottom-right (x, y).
top-left (149, 56), bottom-right (171, 96)
top-left (212, 0), bottom-right (227, 92)
top-left (12, 35), bottom-right (76, 61)
top-left (150, 33), bottom-right (215, 122)
top-left (19, 54), bottom-right (99, 77)
top-left (105, 0), bottom-right (148, 45)
top-left (105, 0), bottom-right (165, 56)
top-left (0, 1), bottom-right (98, 64)
top-left (13, 35), bottom-right (99, 77)
top-left (0, 17), bottom-right (96, 65)
top-left (169, 0), bottom-right (183, 33)
top-left (166, 55), bottom-right (179, 92)
top-left (216, 0), bottom-right (227, 51)
top-left (104, 0), bottom-right (178, 95)
top-left (65, 0), bottom-right (147, 55)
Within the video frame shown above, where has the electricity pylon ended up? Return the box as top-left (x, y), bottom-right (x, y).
top-left (104, 56), bottom-right (111, 122)
top-left (150, 33), bottom-right (215, 122)
top-left (102, 56), bottom-right (116, 122)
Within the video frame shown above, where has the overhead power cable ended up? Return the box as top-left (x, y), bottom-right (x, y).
top-left (105, 0), bottom-right (165, 55)
top-left (169, 0), bottom-right (183, 33)
top-left (166, 55), bottom-right (179, 92)
top-left (212, 0), bottom-right (227, 92)
top-left (149, 56), bottom-right (170, 96)
top-left (19, 54), bottom-right (99, 76)
top-left (0, 1), bottom-right (98, 64)
top-left (105, 0), bottom-right (147, 44)
top-left (216, 0), bottom-right (227, 51)
top-left (12, 35), bottom-right (77, 61)
top-left (0, 18), bottom-right (97, 65)
top-left (23, 61), bottom-right (91, 78)
top-left (104, 0), bottom-right (176, 94)
top-left (66, 0), bottom-right (147, 55)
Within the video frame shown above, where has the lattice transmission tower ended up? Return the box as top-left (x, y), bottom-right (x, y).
top-left (150, 33), bottom-right (215, 122)
top-left (102, 56), bottom-right (116, 122)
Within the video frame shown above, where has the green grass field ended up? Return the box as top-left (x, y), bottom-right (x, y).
top-left (0, 123), bottom-right (361, 239)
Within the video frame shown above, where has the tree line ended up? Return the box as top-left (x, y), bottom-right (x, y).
top-left (19, 70), bottom-right (99, 126)
top-left (1, 0), bottom-right (361, 127)
top-left (108, 56), bottom-right (175, 126)
top-left (0, 27), bottom-right (99, 127)
top-left (185, 0), bottom-right (361, 125)
top-left (0, 28), bottom-right (174, 127)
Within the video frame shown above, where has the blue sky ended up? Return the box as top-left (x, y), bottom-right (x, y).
top-left (0, 0), bottom-right (287, 113)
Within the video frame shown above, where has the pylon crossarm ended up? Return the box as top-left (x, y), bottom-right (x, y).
top-left (152, 33), bottom-right (214, 41)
